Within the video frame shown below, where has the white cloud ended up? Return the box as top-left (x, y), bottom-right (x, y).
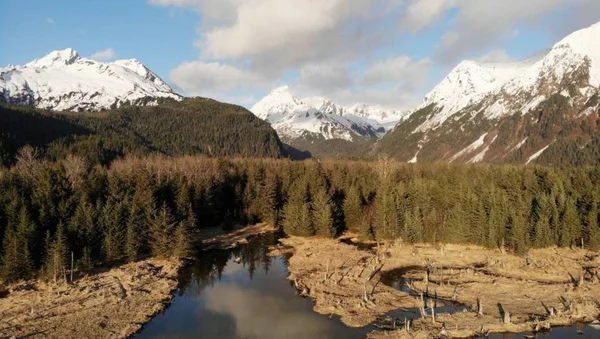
top-left (298, 63), bottom-right (353, 93)
top-left (169, 61), bottom-right (269, 94)
top-left (474, 49), bottom-right (512, 63)
top-left (46, 17), bottom-right (55, 24)
top-left (291, 56), bottom-right (431, 109)
top-left (149, 0), bottom-right (599, 109)
top-left (402, 0), bottom-right (600, 64)
top-left (362, 56), bottom-right (431, 86)
top-left (149, 0), bottom-right (401, 73)
top-left (89, 48), bottom-right (116, 61)
top-left (402, 0), bottom-right (458, 32)
top-left (314, 84), bottom-right (423, 110)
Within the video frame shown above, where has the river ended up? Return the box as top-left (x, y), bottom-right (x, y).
top-left (138, 234), bottom-right (599, 339)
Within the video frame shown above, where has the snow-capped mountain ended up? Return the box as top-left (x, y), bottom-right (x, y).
top-left (379, 21), bottom-right (600, 166)
top-left (251, 86), bottom-right (405, 142)
top-left (0, 48), bottom-right (181, 111)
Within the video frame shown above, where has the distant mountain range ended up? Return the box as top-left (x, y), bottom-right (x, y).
top-left (2, 21), bottom-right (599, 166)
top-left (250, 86), bottom-right (406, 143)
top-left (0, 48), bottom-right (181, 111)
top-left (377, 21), bottom-right (600, 166)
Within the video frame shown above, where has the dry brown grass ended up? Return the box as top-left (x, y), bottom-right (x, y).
top-left (200, 222), bottom-right (278, 250)
top-left (278, 235), bottom-right (600, 338)
top-left (0, 259), bottom-right (181, 338)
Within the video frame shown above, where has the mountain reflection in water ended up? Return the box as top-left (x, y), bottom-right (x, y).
top-left (137, 234), bottom-right (371, 339)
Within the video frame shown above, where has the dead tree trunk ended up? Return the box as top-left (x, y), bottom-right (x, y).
top-left (70, 251), bottom-right (74, 283)
top-left (428, 298), bottom-right (436, 324)
top-left (498, 303), bottom-right (511, 324)
top-left (419, 293), bottom-right (426, 319)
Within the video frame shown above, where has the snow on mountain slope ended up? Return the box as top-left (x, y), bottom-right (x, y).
top-left (416, 51), bottom-right (547, 131)
top-left (379, 21), bottom-right (600, 165)
top-left (412, 22), bottom-right (600, 133)
top-left (0, 48), bottom-right (181, 111)
top-left (251, 86), bottom-right (387, 142)
top-left (251, 86), bottom-right (405, 142)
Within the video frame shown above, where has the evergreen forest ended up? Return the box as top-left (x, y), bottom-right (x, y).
top-left (1, 152), bottom-right (599, 283)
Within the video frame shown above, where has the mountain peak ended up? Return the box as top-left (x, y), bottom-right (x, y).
top-left (2, 48), bottom-right (181, 112)
top-left (27, 48), bottom-right (80, 68)
top-left (553, 20), bottom-right (600, 86)
top-left (270, 85), bottom-right (291, 94)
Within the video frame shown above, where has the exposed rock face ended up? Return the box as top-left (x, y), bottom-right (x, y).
top-left (378, 22), bottom-right (600, 166)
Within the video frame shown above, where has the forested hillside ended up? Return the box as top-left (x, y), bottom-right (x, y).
top-left (0, 98), bottom-right (285, 166)
top-left (1, 155), bottom-right (598, 282)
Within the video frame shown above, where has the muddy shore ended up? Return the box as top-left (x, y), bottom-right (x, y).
top-left (276, 236), bottom-right (600, 338)
top-left (0, 223), bottom-right (278, 339)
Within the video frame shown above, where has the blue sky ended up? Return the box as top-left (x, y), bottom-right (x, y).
top-left (1, 0), bottom-right (599, 109)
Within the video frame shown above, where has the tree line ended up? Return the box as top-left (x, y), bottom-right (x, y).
top-left (0, 99), bottom-right (285, 167)
top-left (0, 151), bottom-right (599, 282)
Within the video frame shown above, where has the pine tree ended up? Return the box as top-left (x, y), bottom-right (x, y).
top-left (374, 169), bottom-right (398, 239)
top-left (258, 174), bottom-right (279, 226)
top-left (0, 225), bottom-right (34, 281)
top-left (173, 206), bottom-right (196, 258)
top-left (447, 203), bottom-right (467, 244)
top-left (282, 180), bottom-right (314, 237)
top-left (358, 206), bottom-right (375, 240)
top-left (343, 186), bottom-right (362, 232)
top-left (533, 215), bottom-right (553, 248)
top-left (78, 246), bottom-right (94, 273)
top-left (586, 204), bottom-right (600, 250)
top-left (102, 200), bottom-right (126, 261)
top-left (510, 213), bottom-right (529, 255)
top-left (45, 222), bottom-right (69, 282)
top-left (150, 203), bottom-right (177, 257)
top-left (125, 200), bottom-right (146, 262)
top-left (560, 197), bottom-right (582, 247)
top-left (311, 186), bottom-right (335, 238)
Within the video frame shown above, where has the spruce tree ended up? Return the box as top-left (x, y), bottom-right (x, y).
top-left (343, 186), bottom-right (362, 232)
top-left (45, 222), bottom-right (69, 282)
top-left (510, 213), bottom-right (529, 255)
top-left (560, 197), bottom-right (582, 247)
top-left (258, 174), bottom-right (279, 226)
top-left (1, 225), bottom-right (34, 281)
top-left (282, 180), bottom-right (314, 237)
top-left (102, 200), bottom-right (126, 261)
top-left (150, 203), bottom-right (177, 257)
top-left (586, 205), bottom-right (600, 250)
top-left (533, 215), bottom-right (553, 248)
top-left (125, 200), bottom-right (146, 262)
top-left (174, 207), bottom-right (196, 258)
top-left (374, 177), bottom-right (398, 239)
top-left (311, 186), bottom-right (335, 238)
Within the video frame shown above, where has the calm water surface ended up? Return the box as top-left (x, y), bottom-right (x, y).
top-left (138, 236), bottom-right (599, 339)
top-left (137, 234), bottom-right (372, 339)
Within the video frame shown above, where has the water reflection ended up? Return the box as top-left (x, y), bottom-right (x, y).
top-left (380, 266), bottom-right (469, 320)
top-left (137, 234), bottom-right (371, 339)
top-left (485, 323), bottom-right (599, 339)
top-left (381, 268), bottom-right (599, 339)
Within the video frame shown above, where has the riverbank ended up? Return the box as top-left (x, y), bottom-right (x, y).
top-left (200, 222), bottom-right (279, 250)
top-left (276, 236), bottom-right (600, 338)
top-left (0, 223), bottom-right (280, 339)
top-left (0, 259), bottom-right (181, 338)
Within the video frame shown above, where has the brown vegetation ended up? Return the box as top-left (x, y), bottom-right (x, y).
top-left (200, 223), bottom-right (279, 250)
top-left (277, 235), bottom-right (600, 338)
top-left (0, 259), bottom-right (181, 338)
